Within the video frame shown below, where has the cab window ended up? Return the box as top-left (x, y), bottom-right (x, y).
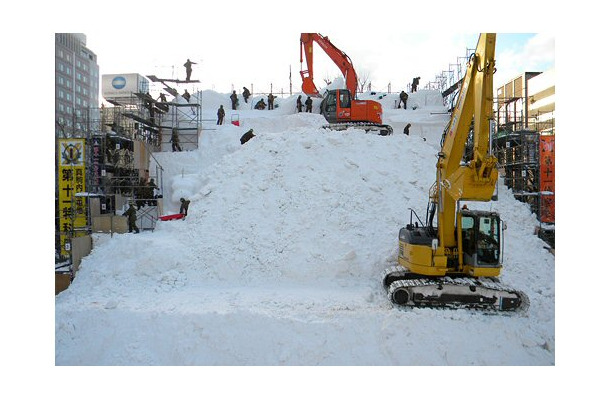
top-left (476, 216), bottom-right (500, 264)
top-left (461, 215), bottom-right (475, 254)
top-left (339, 91), bottom-right (351, 108)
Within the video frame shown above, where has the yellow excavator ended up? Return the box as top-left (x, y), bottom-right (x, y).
top-left (382, 33), bottom-right (528, 311)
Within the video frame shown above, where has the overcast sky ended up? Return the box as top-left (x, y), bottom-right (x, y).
top-left (60, 0), bottom-right (555, 98)
top-left (86, 30), bottom-right (553, 96)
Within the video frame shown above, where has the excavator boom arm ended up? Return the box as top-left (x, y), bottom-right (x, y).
top-left (437, 33), bottom-right (498, 249)
top-left (300, 33), bottom-right (359, 97)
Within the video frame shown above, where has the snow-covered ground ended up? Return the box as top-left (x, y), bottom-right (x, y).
top-left (55, 90), bottom-right (555, 372)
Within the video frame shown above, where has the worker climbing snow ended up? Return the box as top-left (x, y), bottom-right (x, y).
top-left (242, 87), bottom-right (251, 104)
top-left (398, 90), bottom-right (409, 109)
top-left (240, 129), bottom-right (255, 145)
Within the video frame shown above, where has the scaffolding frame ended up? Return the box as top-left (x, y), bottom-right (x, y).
top-left (55, 99), bottom-right (169, 259)
top-left (493, 95), bottom-right (555, 248)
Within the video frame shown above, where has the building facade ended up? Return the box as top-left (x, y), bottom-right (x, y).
top-left (55, 33), bottom-right (99, 137)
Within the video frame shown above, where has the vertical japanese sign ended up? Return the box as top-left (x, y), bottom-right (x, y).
top-left (58, 139), bottom-right (87, 257)
top-left (91, 136), bottom-right (103, 191)
top-left (539, 135), bottom-right (555, 223)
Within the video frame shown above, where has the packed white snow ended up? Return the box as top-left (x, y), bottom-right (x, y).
top-left (55, 89), bottom-right (554, 368)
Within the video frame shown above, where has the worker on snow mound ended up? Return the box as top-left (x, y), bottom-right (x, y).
top-left (240, 129), bottom-right (255, 145)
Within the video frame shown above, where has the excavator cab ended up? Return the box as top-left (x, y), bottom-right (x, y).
top-left (459, 210), bottom-right (503, 275)
top-left (321, 89), bottom-right (352, 123)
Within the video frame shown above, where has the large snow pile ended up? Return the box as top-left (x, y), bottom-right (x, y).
top-left (55, 90), bottom-right (554, 368)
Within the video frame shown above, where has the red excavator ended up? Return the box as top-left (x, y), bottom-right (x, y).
top-left (300, 33), bottom-right (392, 135)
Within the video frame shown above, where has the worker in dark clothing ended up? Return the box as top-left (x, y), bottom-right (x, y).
top-left (267, 93), bottom-right (275, 110)
top-left (242, 87), bottom-right (251, 104)
top-left (240, 129), bottom-right (255, 145)
top-left (255, 99), bottom-right (266, 110)
top-left (179, 197), bottom-right (190, 219)
top-left (411, 77), bottom-right (420, 93)
top-left (217, 105), bottom-right (225, 125)
top-left (403, 123), bottom-right (411, 135)
top-left (230, 91), bottom-right (239, 110)
top-left (296, 95), bottom-right (303, 112)
top-left (136, 177), bottom-right (146, 209)
top-left (143, 91), bottom-right (155, 121)
top-left (305, 96), bottom-right (313, 112)
top-left (183, 89), bottom-right (191, 102)
top-left (146, 179), bottom-right (158, 206)
top-left (157, 93), bottom-right (169, 112)
top-left (171, 128), bottom-right (182, 152)
top-left (123, 203), bottom-right (139, 233)
top-left (398, 90), bottom-right (408, 109)
top-left (184, 59), bottom-right (197, 81)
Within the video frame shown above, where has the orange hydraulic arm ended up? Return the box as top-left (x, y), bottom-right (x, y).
top-left (300, 33), bottom-right (359, 98)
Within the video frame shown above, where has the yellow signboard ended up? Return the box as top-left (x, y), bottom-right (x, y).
top-left (58, 139), bottom-right (87, 257)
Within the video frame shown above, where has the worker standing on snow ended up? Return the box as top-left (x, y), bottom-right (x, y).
top-left (411, 77), bottom-right (420, 93)
top-left (296, 95), bottom-right (303, 112)
top-left (123, 203), bottom-right (139, 233)
top-left (217, 105), bottom-right (225, 125)
top-left (230, 91), bottom-right (239, 110)
top-left (179, 198), bottom-right (190, 219)
top-left (305, 96), bottom-right (312, 112)
top-left (267, 93), bottom-right (275, 110)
